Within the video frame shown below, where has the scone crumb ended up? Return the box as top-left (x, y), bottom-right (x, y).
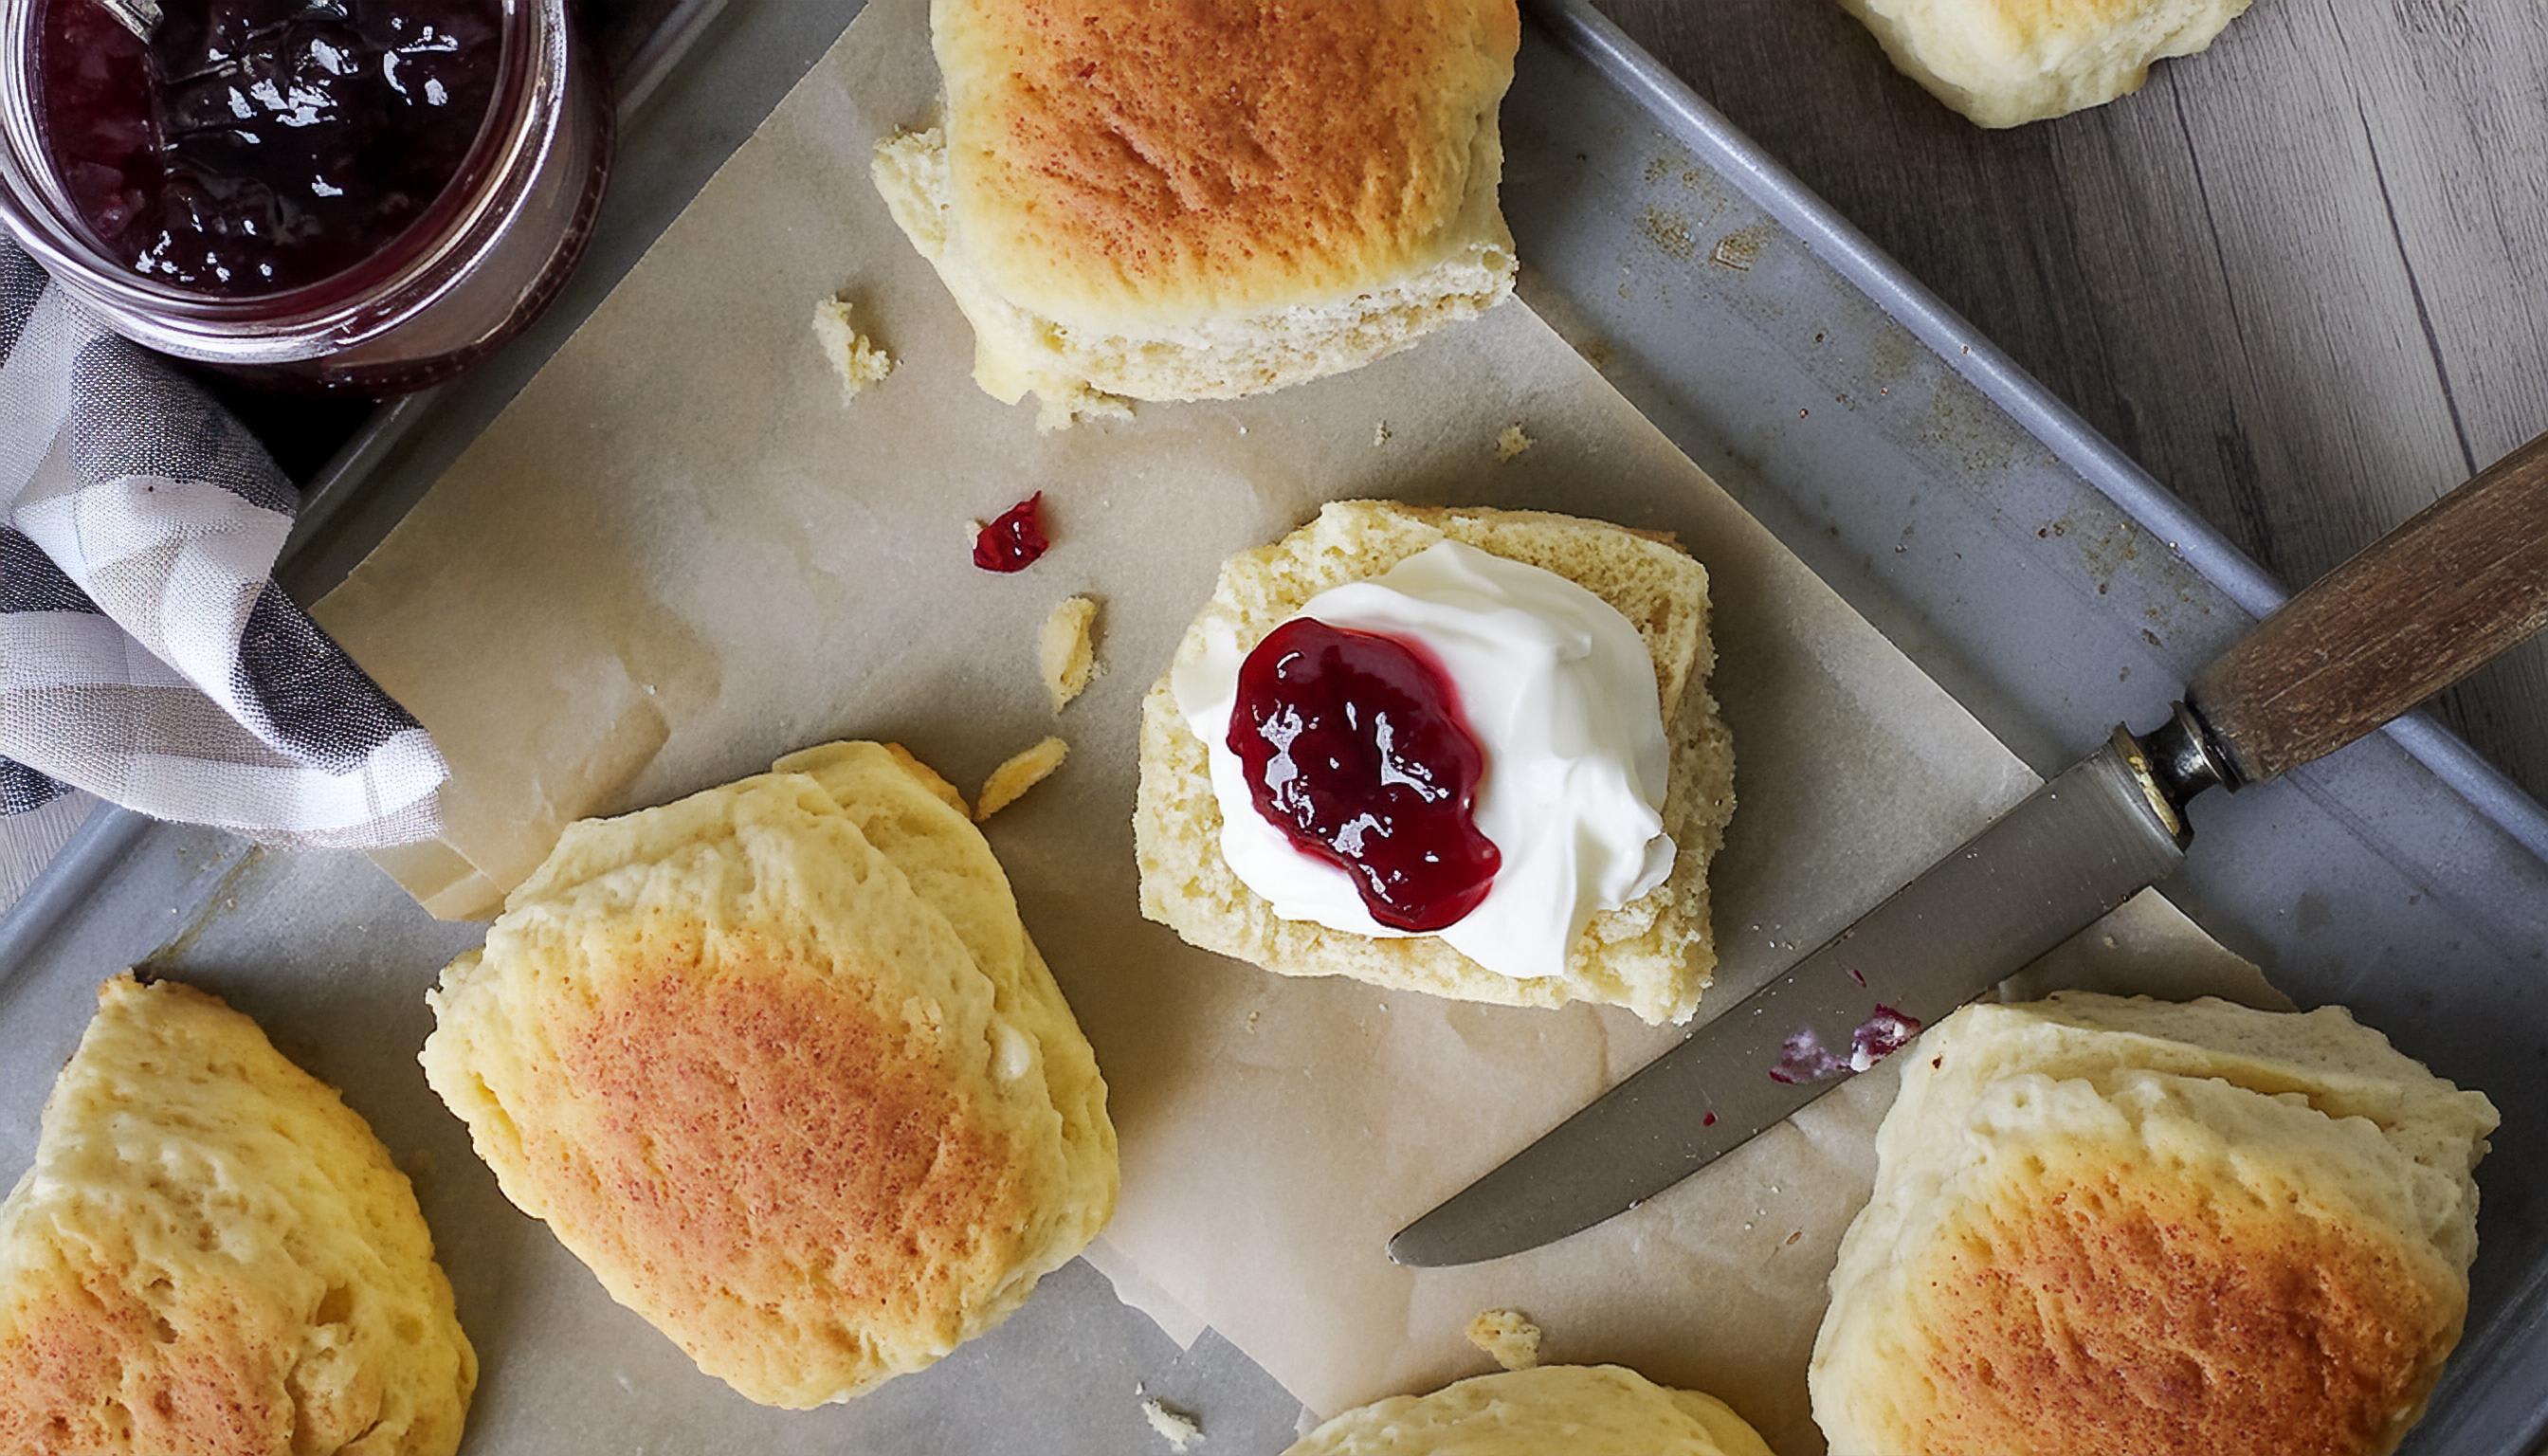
top-left (1494, 424), bottom-right (1535, 462)
top-left (810, 296), bottom-right (893, 402)
top-left (1040, 595), bottom-right (1101, 710)
top-left (1465, 1307), bottom-right (1543, 1371)
top-left (1035, 388), bottom-right (1136, 432)
top-left (977, 737), bottom-right (1068, 820)
top-left (1373, 420), bottom-right (1392, 446)
top-left (1141, 1397), bottom-right (1202, 1450)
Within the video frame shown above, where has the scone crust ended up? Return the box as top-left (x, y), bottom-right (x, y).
top-left (937, 0), bottom-right (1520, 327)
top-left (421, 749), bottom-right (1115, 1408)
top-left (1838, 0), bottom-right (2255, 127)
top-left (1283, 1365), bottom-right (1774, 1456)
top-left (1810, 993), bottom-right (2500, 1456)
top-left (1135, 501), bottom-right (1735, 1025)
top-left (0, 974), bottom-right (477, 1456)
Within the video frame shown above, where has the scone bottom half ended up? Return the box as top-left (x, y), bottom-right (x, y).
top-left (1135, 501), bottom-right (1735, 1026)
top-left (419, 741), bottom-right (1118, 1409)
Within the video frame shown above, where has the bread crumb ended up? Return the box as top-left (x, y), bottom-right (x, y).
top-left (977, 737), bottom-right (1068, 820)
top-left (810, 296), bottom-right (893, 402)
top-left (1466, 1308), bottom-right (1543, 1371)
top-left (879, 742), bottom-right (970, 817)
top-left (1373, 421), bottom-right (1392, 446)
top-left (1035, 387), bottom-right (1135, 432)
top-left (1040, 595), bottom-right (1101, 710)
top-left (1141, 1397), bottom-right (1202, 1450)
top-left (1493, 424), bottom-right (1534, 462)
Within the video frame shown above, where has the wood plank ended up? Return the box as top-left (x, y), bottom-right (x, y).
top-left (1594, 0), bottom-right (2548, 804)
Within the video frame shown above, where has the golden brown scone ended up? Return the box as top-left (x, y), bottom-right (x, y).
top-left (1838, 0), bottom-right (2254, 127)
top-left (0, 974), bottom-right (476, 1456)
top-left (1135, 501), bottom-right (1735, 1025)
top-left (421, 742), bottom-right (1115, 1408)
top-left (874, 0), bottom-right (1520, 425)
top-left (1811, 992), bottom-right (2500, 1456)
top-left (1283, 1366), bottom-right (1774, 1456)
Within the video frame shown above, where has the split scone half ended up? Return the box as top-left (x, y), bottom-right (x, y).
top-left (1137, 501), bottom-right (1736, 1025)
top-left (421, 741), bottom-right (1117, 1408)
top-left (874, 0), bottom-right (1521, 428)
top-left (1811, 992), bottom-right (2500, 1456)
top-left (1284, 1365), bottom-right (1774, 1456)
top-left (0, 974), bottom-right (476, 1456)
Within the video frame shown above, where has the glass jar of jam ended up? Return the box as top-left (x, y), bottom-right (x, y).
top-left (0, 0), bottom-right (610, 392)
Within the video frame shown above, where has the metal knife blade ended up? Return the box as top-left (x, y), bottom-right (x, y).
top-left (1387, 729), bottom-right (2191, 1268)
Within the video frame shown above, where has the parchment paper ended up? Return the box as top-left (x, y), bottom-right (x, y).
top-left (314, 0), bottom-right (2272, 1447)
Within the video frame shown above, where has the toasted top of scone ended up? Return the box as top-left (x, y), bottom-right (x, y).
top-left (1811, 993), bottom-right (2498, 1456)
top-left (936, 0), bottom-right (1520, 327)
top-left (421, 744), bottom-right (1115, 1409)
top-left (0, 974), bottom-right (476, 1456)
top-left (1283, 1365), bottom-right (1774, 1456)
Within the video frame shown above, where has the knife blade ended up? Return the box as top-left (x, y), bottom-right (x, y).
top-left (1387, 729), bottom-right (2189, 1267)
top-left (1390, 428), bottom-right (2548, 1269)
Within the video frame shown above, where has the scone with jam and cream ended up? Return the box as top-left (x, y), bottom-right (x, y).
top-left (1135, 501), bottom-right (1734, 1025)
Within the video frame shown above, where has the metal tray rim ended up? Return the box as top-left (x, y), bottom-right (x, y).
top-left (1535, 0), bottom-right (2548, 866)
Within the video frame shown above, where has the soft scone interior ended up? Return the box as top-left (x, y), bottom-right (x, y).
top-left (1811, 992), bottom-right (2499, 1456)
top-left (874, 0), bottom-right (1521, 426)
top-left (1136, 501), bottom-right (1735, 1025)
top-left (1283, 1365), bottom-right (1774, 1456)
top-left (0, 974), bottom-right (477, 1456)
top-left (421, 741), bottom-right (1116, 1409)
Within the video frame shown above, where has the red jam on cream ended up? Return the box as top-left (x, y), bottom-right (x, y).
top-left (1174, 539), bottom-right (1677, 981)
top-left (1228, 617), bottom-right (1500, 933)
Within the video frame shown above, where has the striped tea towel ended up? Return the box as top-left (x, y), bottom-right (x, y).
top-left (0, 240), bottom-right (446, 883)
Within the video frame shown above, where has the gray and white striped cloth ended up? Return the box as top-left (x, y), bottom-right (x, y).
top-left (0, 239), bottom-right (446, 890)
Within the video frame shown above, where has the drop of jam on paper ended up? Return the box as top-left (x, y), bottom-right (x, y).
top-left (973, 492), bottom-right (1049, 572)
top-left (1769, 1005), bottom-right (1925, 1084)
top-left (1846, 964), bottom-right (1867, 987)
top-left (1229, 617), bottom-right (1500, 933)
top-left (1702, 1111), bottom-right (1719, 1127)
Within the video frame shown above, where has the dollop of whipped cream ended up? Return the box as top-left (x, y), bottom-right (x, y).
top-left (1173, 540), bottom-right (1676, 980)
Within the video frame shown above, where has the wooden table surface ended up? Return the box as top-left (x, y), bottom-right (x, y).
top-left (1598, 0), bottom-right (2548, 808)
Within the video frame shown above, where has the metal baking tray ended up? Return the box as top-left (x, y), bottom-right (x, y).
top-left (5, 2), bottom-right (2544, 1451)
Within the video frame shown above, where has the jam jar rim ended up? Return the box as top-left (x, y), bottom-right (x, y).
top-left (0, 0), bottom-right (557, 336)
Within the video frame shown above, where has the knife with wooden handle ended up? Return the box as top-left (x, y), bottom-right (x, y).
top-left (1389, 429), bottom-right (2548, 1268)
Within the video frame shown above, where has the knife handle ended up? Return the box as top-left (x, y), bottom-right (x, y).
top-left (2187, 429), bottom-right (2548, 787)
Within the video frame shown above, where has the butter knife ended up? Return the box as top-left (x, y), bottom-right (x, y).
top-left (1389, 428), bottom-right (2548, 1267)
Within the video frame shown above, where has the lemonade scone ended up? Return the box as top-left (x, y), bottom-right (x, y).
top-left (1811, 992), bottom-right (2498, 1456)
top-left (0, 974), bottom-right (476, 1456)
top-left (1284, 1365), bottom-right (1774, 1456)
top-left (421, 741), bottom-right (1116, 1408)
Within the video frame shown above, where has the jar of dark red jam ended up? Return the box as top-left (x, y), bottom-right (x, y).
top-left (0, 0), bottom-right (609, 392)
